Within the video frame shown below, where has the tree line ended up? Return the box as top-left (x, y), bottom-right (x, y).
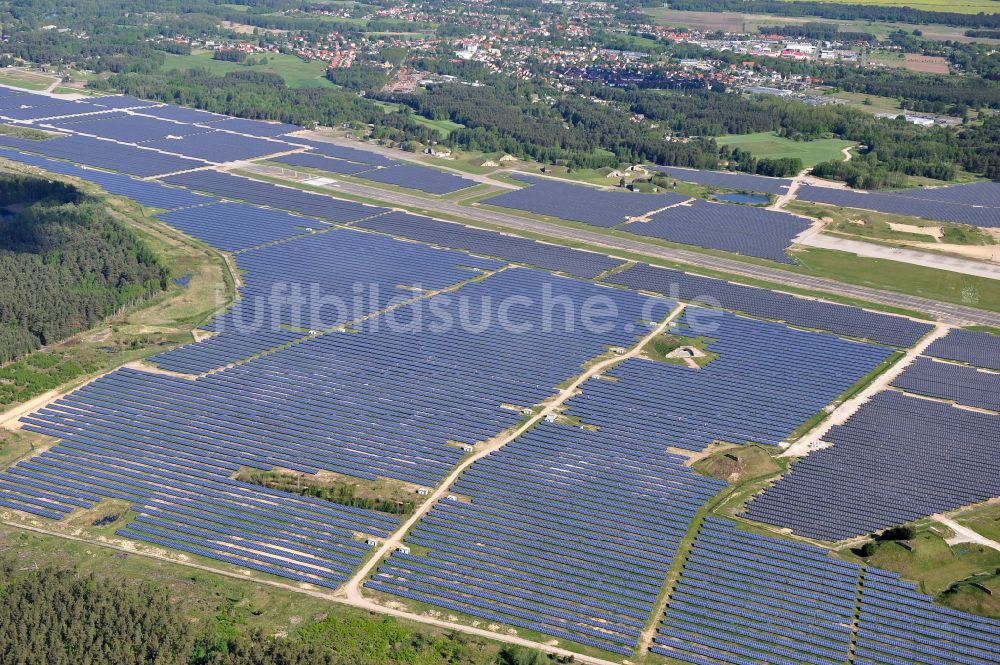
top-left (238, 469), bottom-right (416, 515)
top-left (0, 557), bottom-right (566, 665)
top-left (0, 174), bottom-right (168, 363)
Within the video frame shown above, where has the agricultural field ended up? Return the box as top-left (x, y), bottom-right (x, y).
top-left (716, 132), bottom-right (854, 167)
top-left (0, 87), bottom-right (999, 665)
top-left (648, 7), bottom-right (1000, 42)
top-left (902, 53), bottom-right (952, 73)
top-left (645, 7), bottom-right (747, 31)
top-left (779, 0), bottom-right (1000, 14)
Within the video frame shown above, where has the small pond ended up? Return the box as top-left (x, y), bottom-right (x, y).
top-left (713, 193), bottom-right (770, 205)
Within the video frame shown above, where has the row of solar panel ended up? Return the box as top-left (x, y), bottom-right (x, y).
top-left (363, 303), bottom-right (902, 653)
top-left (651, 518), bottom-right (1000, 665)
top-left (743, 390), bottom-right (1000, 540)
top-left (147, 228), bottom-right (502, 373)
top-left (0, 94), bottom-right (943, 353)
top-left (619, 199), bottom-right (809, 263)
top-left (925, 328), bottom-right (1000, 371)
top-left (561, 311), bottom-right (892, 452)
top-left (0, 147), bottom-right (215, 211)
top-left (0, 426), bottom-right (397, 587)
top-left (370, 422), bottom-right (725, 655)
top-left (483, 174), bottom-right (687, 227)
top-left (647, 165), bottom-right (792, 195)
top-left (31, 270), bottom-right (672, 486)
top-left (352, 211), bottom-right (624, 278)
top-left (606, 262), bottom-right (933, 348)
top-left (892, 356), bottom-right (1000, 412)
top-left (0, 88), bottom-right (476, 192)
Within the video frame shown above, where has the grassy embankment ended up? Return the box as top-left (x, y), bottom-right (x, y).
top-left (164, 50), bottom-right (334, 88)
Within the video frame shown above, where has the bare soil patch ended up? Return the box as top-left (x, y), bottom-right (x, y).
top-left (903, 54), bottom-right (950, 74)
top-left (651, 9), bottom-right (743, 31)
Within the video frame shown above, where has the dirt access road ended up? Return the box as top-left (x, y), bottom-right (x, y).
top-left (340, 303), bottom-right (689, 601)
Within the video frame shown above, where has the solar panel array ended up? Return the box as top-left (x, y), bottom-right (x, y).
top-left (0, 147), bottom-right (216, 211)
top-left (130, 105), bottom-right (229, 124)
top-left (289, 138), bottom-right (397, 167)
top-left (271, 151), bottom-right (376, 175)
top-left (5, 365), bottom-right (398, 587)
top-left (161, 170), bottom-right (385, 224)
top-left (0, 89), bottom-right (97, 121)
top-left (561, 310), bottom-right (891, 451)
top-left (743, 391), bottom-right (1000, 540)
top-left (605, 263), bottom-right (932, 347)
top-left (892, 180), bottom-right (1000, 207)
top-left (0, 133), bottom-right (207, 177)
top-left (856, 568), bottom-right (1000, 665)
top-left (653, 518), bottom-right (1000, 665)
top-left (353, 163), bottom-right (474, 195)
top-left (203, 117), bottom-right (303, 137)
top-left (620, 199), bottom-right (809, 263)
top-left (651, 517), bottom-right (861, 665)
top-left (353, 211), bottom-right (624, 278)
top-left (157, 202), bottom-right (324, 252)
top-left (797, 184), bottom-right (1000, 228)
top-left (40, 113), bottom-right (213, 144)
top-left (648, 165), bottom-right (792, 194)
top-left (6, 87), bottom-right (1000, 658)
top-left (148, 228), bottom-right (503, 374)
top-left (39, 111), bottom-right (131, 130)
top-left (370, 422), bottom-right (726, 656)
top-left (892, 356), bottom-right (1000, 412)
top-left (30, 269), bottom-right (667, 484)
top-left (271, 147), bottom-right (476, 194)
top-left (482, 175), bottom-right (686, 227)
top-left (0, 89), bottom-right (316, 166)
top-left (143, 132), bottom-right (292, 163)
top-left (86, 95), bottom-right (160, 110)
top-left (925, 328), bottom-right (1000, 370)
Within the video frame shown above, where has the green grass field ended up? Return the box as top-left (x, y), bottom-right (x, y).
top-left (164, 50), bottom-right (333, 88)
top-left (812, 89), bottom-right (904, 116)
top-left (849, 527), bottom-right (1000, 599)
top-left (787, 200), bottom-right (997, 246)
top-left (410, 115), bottom-right (464, 136)
top-left (0, 68), bottom-right (58, 91)
top-left (870, 535), bottom-right (996, 595)
top-left (717, 133), bottom-right (853, 167)
top-left (373, 101), bottom-right (465, 137)
top-left (790, 246), bottom-right (1000, 313)
top-left (835, 518), bottom-right (1000, 621)
top-left (956, 504), bottom-right (1000, 543)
